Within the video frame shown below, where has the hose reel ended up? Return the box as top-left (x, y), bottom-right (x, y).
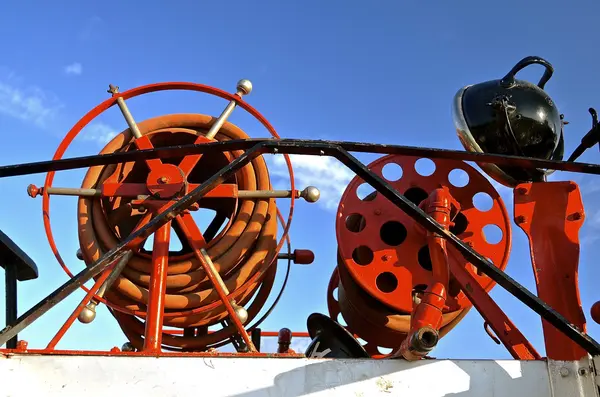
top-left (328, 154), bottom-right (512, 357)
top-left (34, 81), bottom-right (318, 352)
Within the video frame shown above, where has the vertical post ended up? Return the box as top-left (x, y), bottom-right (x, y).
top-left (143, 224), bottom-right (171, 352)
top-left (5, 263), bottom-right (17, 349)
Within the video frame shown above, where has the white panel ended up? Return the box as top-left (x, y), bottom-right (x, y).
top-left (0, 355), bottom-right (592, 397)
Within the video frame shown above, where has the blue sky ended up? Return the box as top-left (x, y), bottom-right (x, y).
top-left (1, 0), bottom-right (599, 358)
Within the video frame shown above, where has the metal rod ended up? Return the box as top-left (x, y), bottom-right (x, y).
top-left (46, 265), bottom-right (114, 349)
top-left (143, 224), bottom-right (171, 352)
top-left (97, 251), bottom-right (133, 297)
top-left (2, 139), bottom-right (599, 178)
top-left (205, 79), bottom-right (252, 140)
top-left (78, 250), bottom-right (135, 324)
top-left (27, 186), bottom-right (101, 198)
top-left (4, 263), bottom-right (17, 349)
top-left (0, 143), bottom-right (264, 347)
top-left (108, 85), bottom-right (143, 139)
top-left (27, 186), bottom-right (320, 201)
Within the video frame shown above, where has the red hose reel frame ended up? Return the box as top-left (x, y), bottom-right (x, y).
top-left (40, 82), bottom-right (298, 349)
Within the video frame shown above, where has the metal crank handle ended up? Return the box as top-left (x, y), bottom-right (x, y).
top-left (205, 79), bottom-right (253, 140)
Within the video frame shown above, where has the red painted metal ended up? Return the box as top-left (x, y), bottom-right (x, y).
top-left (396, 187), bottom-right (455, 360)
top-left (100, 183), bottom-right (237, 198)
top-left (143, 223), bottom-right (171, 352)
top-left (335, 155), bottom-right (511, 314)
top-left (514, 181), bottom-right (588, 361)
top-left (174, 211), bottom-right (256, 351)
top-left (46, 264), bottom-right (114, 349)
top-left (330, 154), bottom-right (512, 357)
top-left (1, 347), bottom-right (307, 358)
top-left (446, 249), bottom-right (541, 360)
top-left (40, 82), bottom-right (297, 307)
top-left (34, 82), bottom-right (299, 352)
top-left (591, 302), bottom-right (600, 325)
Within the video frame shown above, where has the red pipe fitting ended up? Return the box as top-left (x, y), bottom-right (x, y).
top-left (396, 187), bottom-right (457, 360)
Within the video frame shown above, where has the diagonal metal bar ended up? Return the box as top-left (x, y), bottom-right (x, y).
top-left (1, 139), bottom-right (599, 178)
top-left (0, 143), bottom-right (266, 347)
top-left (331, 146), bottom-right (600, 356)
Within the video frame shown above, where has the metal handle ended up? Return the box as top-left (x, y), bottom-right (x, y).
top-left (500, 56), bottom-right (554, 89)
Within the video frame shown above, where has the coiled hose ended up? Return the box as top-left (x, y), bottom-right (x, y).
top-left (77, 114), bottom-right (282, 351)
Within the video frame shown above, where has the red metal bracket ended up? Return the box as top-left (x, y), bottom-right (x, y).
top-left (514, 181), bottom-right (588, 361)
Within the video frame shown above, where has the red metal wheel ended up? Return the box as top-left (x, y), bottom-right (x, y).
top-left (38, 82), bottom-right (297, 351)
top-left (328, 154), bottom-right (510, 355)
top-left (335, 155), bottom-right (511, 314)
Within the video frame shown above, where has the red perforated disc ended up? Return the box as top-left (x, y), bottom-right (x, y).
top-left (335, 155), bottom-right (511, 313)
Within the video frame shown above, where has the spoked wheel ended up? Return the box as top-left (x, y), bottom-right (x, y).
top-left (37, 82), bottom-right (297, 352)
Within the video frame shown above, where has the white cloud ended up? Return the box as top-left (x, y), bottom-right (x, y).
top-left (64, 62), bottom-right (83, 76)
top-left (80, 122), bottom-right (119, 144)
top-left (268, 154), bottom-right (354, 211)
top-left (0, 74), bottom-right (63, 128)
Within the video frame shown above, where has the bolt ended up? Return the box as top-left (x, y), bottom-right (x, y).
top-left (578, 368), bottom-right (588, 376)
top-left (107, 84), bottom-right (119, 95)
top-left (374, 209), bottom-right (382, 215)
top-left (382, 255), bottom-right (390, 262)
top-left (560, 367), bottom-right (569, 377)
top-left (569, 212), bottom-right (582, 221)
top-left (159, 176), bottom-right (168, 184)
top-left (515, 215), bottom-right (526, 224)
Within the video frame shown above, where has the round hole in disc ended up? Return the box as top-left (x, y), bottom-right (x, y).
top-left (380, 221), bottom-right (407, 246)
top-left (448, 168), bottom-right (469, 187)
top-left (483, 224), bottom-right (503, 244)
top-left (404, 187), bottom-right (429, 205)
top-left (378, 347), bottom-right (393, 354)
top-left (417, 245), bottom-right (432, 271)
top-left (450, 212), bottom-right (468, 235)
top-left (346, 213), bottom-right (366, 232)
top-left (352, 246), bottom-right (374, 266)
top-left (382, 163), bottom-right (403, 181)
top-left (376, 272), bottom-right (399, 293)
top-left (473, 192), bottom-right (493, 212)
top-left (415, 158), bottom-right (436, 176)
top-left (357, 183), bottom-right (377, 201)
